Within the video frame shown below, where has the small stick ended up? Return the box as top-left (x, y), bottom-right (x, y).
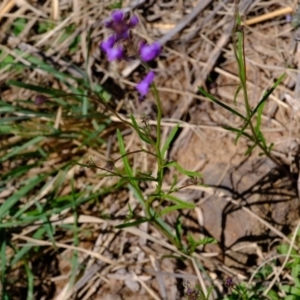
top-left (14, 0), bottom-right (48, 18)
top-left (243, 6), bottom-right (293, 26)
top-left (52, 0), bottom-right (59, 20)
top-left (0, 0), bottom-right (14, 21)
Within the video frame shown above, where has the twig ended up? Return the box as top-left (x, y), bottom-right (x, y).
top-left (243, 6), bottom-right (293, 26)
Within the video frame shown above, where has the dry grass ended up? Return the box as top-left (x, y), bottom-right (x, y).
top-left (1, 0), bottom-right (300, 299)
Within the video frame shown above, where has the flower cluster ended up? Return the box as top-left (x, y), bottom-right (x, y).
top-left (101, 10), bottom-right (138, 61)
top-left (100, 10), bottom-right (161, 99)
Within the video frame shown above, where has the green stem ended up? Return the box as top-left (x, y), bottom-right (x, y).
top-left (145, 192), bottom-right (182, 250)
top-left (143, 83), bottom-right (183, 251)
top-left (152, 84), bottom-right (164, 188)
top-left (234, 22), bottom-right (284, 169)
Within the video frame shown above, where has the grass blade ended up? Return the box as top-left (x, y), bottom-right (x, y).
top-left (0, 175), bottom-right (46, 220)
top-left (0, 136), bottom-right (45, 163)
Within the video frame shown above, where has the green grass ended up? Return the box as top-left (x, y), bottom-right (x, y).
top-left (0, 23), bottom-right (117, 297)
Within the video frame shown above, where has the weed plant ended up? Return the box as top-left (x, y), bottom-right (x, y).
top-left (0, 3), bottom-right (299, 300)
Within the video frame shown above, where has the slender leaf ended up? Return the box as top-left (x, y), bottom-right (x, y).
top-left (116, 129), bottom-right (133, 177)
top-left (255, 99), bottom-right (265, 135)
top-left (0, 136), bottom-right (45, 163)
top-left (169, 174), bottom-right (178, 193)
top-left (174, 217), bottom-right (182, 245)
top-left (164, 194), bottom-right (195, 208)
top-left (0, 230), bottom-right (7, 287)
top-left (24, 263), bottom-right (34, 300)
top-left (0, 175), bottom-right (46, 220)
top-left (225, 126), bottom-right (254, 142)
top-left (158, 204), bottom-right (192, 217)
top-left (130, 115), bottom-right (153, 144)
top-left (128, 184), bottom-right (173, 234)
top-left (164, 161), bottom-right (202, 178)
top-left (161, 125), bottom-right (179, 159)
top-left (199, 87), bottom-right (246, 120)
top-left (233, 84), bottom-right (242, 106)
top-left (158, 194), bottom-right (195, 217)
top-left (245, 142), bottom-right (258, 156)
top-left (115, 218), bottom-right (149, 228)
top-left (254, 73), bottom-right (286, 115)
top-left (7, 80), bottom-right (68, 97)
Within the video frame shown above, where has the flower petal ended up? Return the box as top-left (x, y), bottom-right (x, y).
top-left (140, 42), bottom-right (161, 62)
top-left (111, 10), bottom-right (124, 23)
top-left (100, 35), bottom-right (116, 53)
top-left (136, 71), bottom-right (155, 96)
top-left (107, 45), bottom-right (124, 61)
top-left (129, 15), bottom-right (139, 27)
top-left (104, 19), bottom-right (113, 28)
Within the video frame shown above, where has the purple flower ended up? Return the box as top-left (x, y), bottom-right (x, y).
top-left (104, 10), bottom-right (139, 41)
top-left (136, 71), bottom-right (155, 99)
top-left (100, 36), bottom-right (124, 61)
top-left (106, 45), bottom-right (124, 61)
top-left (139, 42), bottom-right (161, 62)
top-left (101, 10), bottom-right (139, 61)
top-left (128, 15), bottom-right (139, 27)
top-left (101, 35), bottom-right (116, 53)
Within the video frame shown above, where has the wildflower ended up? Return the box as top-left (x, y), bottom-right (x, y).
top-left (106, 45), bottom-right (124, 61)
top-left (139, 41), bottom-right (161, 62)
top-left (100, 35), bottom-right (124, 61)
top-left (101, 35), bottom-right (116, 52)
top-left (101, 10), bottom-right (139, 61)
top-left (136, 71), bottom-right (155, 99)
top-left (104, 10), bottom-right (139, 41)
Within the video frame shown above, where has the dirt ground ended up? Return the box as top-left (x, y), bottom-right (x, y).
top-left (1, 0), bottom-right (300, 299)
